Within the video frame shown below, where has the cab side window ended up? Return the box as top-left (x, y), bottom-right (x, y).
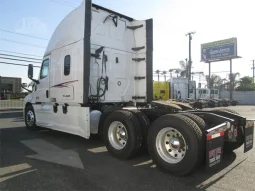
top-left (40, 59), bottom-right (49, 79)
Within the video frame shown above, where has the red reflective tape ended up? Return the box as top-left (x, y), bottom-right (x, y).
top-left (207, 131), bottom-right (224, 141)
top-left (207, 135), bottom-right (212, 140)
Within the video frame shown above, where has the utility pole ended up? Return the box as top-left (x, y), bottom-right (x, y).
top-left (0, 76), bottom-right (2, 100)
top-left (251, 60), bottom-right (255, 83)
top-left (185, 31), bottom-right (196, 81)
top-left (230, 59), bottom-right (233, 100)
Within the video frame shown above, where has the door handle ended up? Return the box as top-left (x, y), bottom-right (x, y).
top-left (46, 90), bottom-right (49, 98)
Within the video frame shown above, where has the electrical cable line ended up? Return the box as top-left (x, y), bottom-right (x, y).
top-left (50, 0), bottom-right (77, 7)
top-left (0, 50), bottom-right (42, 58)
top-left (0, 53), bottom-right (42, 61)
top-left (0, 38), bottom-right (46, 48)
top-left (0, 62), bottom-right (40, 68)
top-left (0, 57), bottom-right (41, 64)
top-left (59, 0), bottom-right (80, 6)
top-left (0, 29), bottom-right (49, 41)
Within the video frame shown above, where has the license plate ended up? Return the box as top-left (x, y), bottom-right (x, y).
top-left (244, 120), bottom-right (254, 153)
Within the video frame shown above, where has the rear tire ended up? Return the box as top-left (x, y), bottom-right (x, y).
top-left (178, 113), bottom-right (206, 166)
top-left (147, 114), bottom-right (203, 176)
top-left (180, 113), bottom-right (205, 131)
top-left (127, 110), bottom-right (150, 153)
top-left (103, 110), bottom-right (143, 159)
top-left (224, 126), bottom-right (244, 153)
top-left (213, 108), bottom-right (243, 153)
top-left (220, 108), bottom-right (240, 115)
top-left (210, 108), bottom-right (240, 115)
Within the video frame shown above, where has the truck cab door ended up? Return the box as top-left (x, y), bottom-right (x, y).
top-left (34, 56), bottom-right (51, 125)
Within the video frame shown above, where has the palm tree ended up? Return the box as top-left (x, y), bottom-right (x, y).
top-left (162, 71), bottom-right (167, 81)
top-left (179, 60), bottom-right (189, 78)
top-left (155, 70), bottom-right (160, 81)
top-left (206, 74), bottom-right (222, 88)
top-left (228, 72), bottom-right (240, 90)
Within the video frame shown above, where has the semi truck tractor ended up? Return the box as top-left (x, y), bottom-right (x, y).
top-left (23, 0), bottom-right (254, 176)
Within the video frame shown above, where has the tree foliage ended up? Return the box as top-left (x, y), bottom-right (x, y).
top-left (228, 72), bottom-right (240, 89)
top-left (179, 61), bottom-right (189, 78)
top-left (236, 76), bottom-right (255, 91)
top-left (205, 74), bottom-right (222, 88)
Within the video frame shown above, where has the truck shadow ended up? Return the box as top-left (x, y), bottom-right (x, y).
top-left (1, 125), bottom-right (240, 191)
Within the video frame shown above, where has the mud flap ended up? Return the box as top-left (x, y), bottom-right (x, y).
top-left (206, 123), bottom-right (227, 168)
top-left (244, 120), bottom-right (254, 153)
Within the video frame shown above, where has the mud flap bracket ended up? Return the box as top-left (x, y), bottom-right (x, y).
top-left (244, 120), bottom-right (254, 153)
top-left (206, 123), bottom-right (227, 168)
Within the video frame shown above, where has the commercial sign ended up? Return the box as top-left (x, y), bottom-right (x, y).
top-left (201, 38), bottom-right (237, 62)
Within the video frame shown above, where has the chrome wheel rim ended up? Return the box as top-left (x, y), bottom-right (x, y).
top-left (156, 127), bottom-right (187, 164)
top-left (108, 121), bottom-right (128, 150)
top-left (26, 110), bottom-right (35, 127)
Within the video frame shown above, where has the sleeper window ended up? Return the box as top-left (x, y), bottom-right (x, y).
top-left (64, 55), bottom-right (71, 76)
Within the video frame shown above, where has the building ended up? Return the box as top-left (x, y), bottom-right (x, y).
top-left (0, 76), bottom-right (22, 94)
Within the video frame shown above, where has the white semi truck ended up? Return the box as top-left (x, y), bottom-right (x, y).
top-left (23, 0), bottom-right (254, 176)
top-left (169, 77), bottom-right (219, 100)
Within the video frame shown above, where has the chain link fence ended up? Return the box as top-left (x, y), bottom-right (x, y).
top-left (0, 93), bottom-right (28, 110)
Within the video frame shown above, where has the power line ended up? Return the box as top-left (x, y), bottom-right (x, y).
top-left (0, 53), bottom-right (42, 61)
top-left (0, 38), bottom-right (46, 48)
top-left (50, 0), bottom-right (77, 7)
top-left (59, 0), bottom-right (80, 6)
top-left (0, 50), bottom-right (42, 58)
top-left (211, 71), bottom-right (229, 73)
top-left (0, 62), bottom-right (40, 68)
top-left (0, 57), bottom-right (41, 64)
top-left (0, 29), bottom-right (49, 41)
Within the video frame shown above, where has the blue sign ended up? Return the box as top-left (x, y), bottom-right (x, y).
top-left (201, 38), bottom-right (237, 62)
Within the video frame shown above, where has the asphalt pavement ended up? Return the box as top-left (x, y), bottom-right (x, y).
top-left (1, 106), bottom-right (255, 191)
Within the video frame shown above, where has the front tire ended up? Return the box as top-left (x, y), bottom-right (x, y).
top-left (103, 110), bottom-right (143, 159)
top-left (147, 114), bottom-right (203, 176)
top-left (25, 105), bottom-right (38, 131)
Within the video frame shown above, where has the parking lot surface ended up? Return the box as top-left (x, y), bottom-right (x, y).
top-left (1, 106), bottom-right (255, 191)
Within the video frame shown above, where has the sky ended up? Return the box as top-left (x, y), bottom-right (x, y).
top-left (0, 0), bottom-right (255, 87)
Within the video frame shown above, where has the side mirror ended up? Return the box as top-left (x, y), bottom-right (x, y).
top-left (22, 83), bottom-right (27, 88)
top-left (28, 64), bottom-right (34, 79)
top-left (21, 83), bottom-right (32, 93)
top-left (28, 64), bottom-right (39, 84)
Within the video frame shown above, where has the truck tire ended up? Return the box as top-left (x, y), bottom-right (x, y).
top-left (180, 113), bottom-right (205, 131)
top-left (224, 126), bottom-right (244, 153)
top-left (127, 110), bottom-right (150, 153)
top-left (213, 108), bottom-right (240, 115)
top-left (25, 105), bottom-right (38, 131)
top-left (147, 114), bottom-right (203, 176)
top-left (221, 108), bottom-right (240, 115)
top-left (213, 108), bottom-right (243, 153)
top-left (103, 110), bottom-right (143, 159)
top-left (177, 113), bottom-right (206, 166)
